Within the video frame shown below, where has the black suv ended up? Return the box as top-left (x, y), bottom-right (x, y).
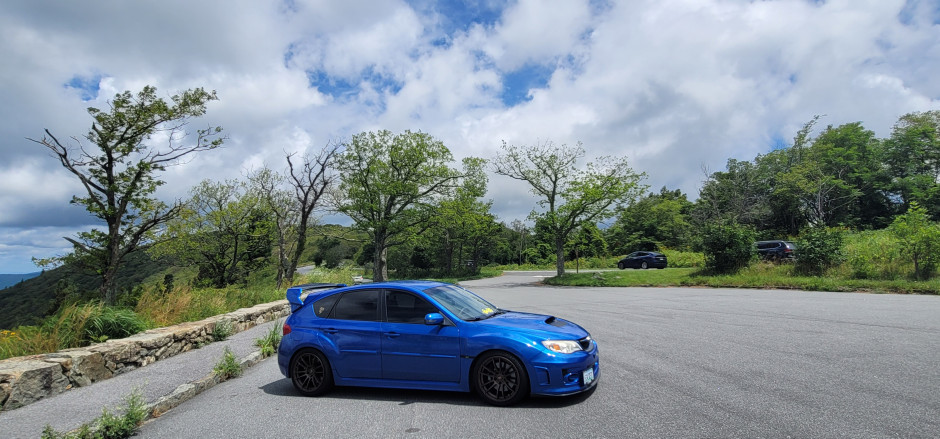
top-left (755, 240), bottom-right (797, 261)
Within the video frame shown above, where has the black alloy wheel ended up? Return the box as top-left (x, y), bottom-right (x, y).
top-left (617, 262), bottom-right (624, 269)
top-left (473, 351), bottom-right (529, 406)
top-left (290, 349), bottom-right (334, 396)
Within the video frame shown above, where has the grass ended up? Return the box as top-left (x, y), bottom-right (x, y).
top-left (255, 320), bottom-right (282, 358)
top-left (544, 263), bottom-right (940, 294)
top-left (213, 347), bottom-right (243, 380)
top-left (41, 389), bottom-right (146, 439)
top-left (543, 268), bottom-right (696, 287)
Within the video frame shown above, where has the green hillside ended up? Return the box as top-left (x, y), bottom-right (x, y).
top-left (0, 253), bottom-right (174, 330)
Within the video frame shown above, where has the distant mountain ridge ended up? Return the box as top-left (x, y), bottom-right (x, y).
top-left (0, 272), bottom-right (41, 290)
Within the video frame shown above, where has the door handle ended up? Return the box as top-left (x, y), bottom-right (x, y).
top-left (385, 332), bottom-right (400, 338)
top-left (324, 328), bottom-right (338, 334)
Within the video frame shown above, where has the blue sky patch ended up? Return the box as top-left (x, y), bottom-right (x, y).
top-left (64, 74), bottom-right (103, 101)
top-left (307, 70), bottom-right (358, 99)
top-left (407, 0), bottom-right (503, 35)
top-left (500, 63), bottom-right (554, 106)
top-left (898, 0), bottom-right (940, 25)
top-left (770, 133), bottom-right (789, 151)
top-left (307, 67), bottom-right (404, 101)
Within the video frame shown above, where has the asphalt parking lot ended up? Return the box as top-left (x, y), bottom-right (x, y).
top-left (137, 272), bottom-right (940, 438)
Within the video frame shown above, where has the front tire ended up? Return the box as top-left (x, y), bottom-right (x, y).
top-left (290, 348), bottom-right (334, 396)
top-left (473, 351), bottom-right (529, 406)
top-left (617, 262), bottom-right (624, 270)
top-left (641, 261), bottom-right (648, 269)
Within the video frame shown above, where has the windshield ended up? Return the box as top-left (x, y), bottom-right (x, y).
top-left (423, 284), bottom-right (500, 321)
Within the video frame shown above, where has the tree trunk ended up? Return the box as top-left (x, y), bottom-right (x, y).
top-left (555, 235), bottom-right (566, 276)
top-left (373, 235), bottom-right (388, 282)
top-left (100, 264), bottom-right (119, 305)
top-left (287, 216), bottom-right (310, 285)
top-left (443, 230), bottom-right (453, 275)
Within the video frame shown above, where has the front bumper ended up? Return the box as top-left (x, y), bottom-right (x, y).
top-left (528, 345), bottom-right (600, 396)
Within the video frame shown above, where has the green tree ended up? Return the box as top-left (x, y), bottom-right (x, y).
top-left (493, 141), bottom-right (645, 276)
top-left (805, 122), bottom-right (890, 228)
top-left (29, 86), bottom-right (223, 304)
top-left (156, 179), bottom-right (269, 287)
top-left (889, 202), bottom-right (940, 279)
top-left (884, 111), bottom-right (940, 219)
top-left (426, 157), bottom-right (498, 274)
top-left (568, 222), bottom-right (607, 262)
top-left (335, 130), bottom-right (464, 281)
top-left (609, 187), bottom-right (693, 254)
top-left (694, 159), bottom-right (770, 228)
top-left (247, 167), bottom-right (296, 288)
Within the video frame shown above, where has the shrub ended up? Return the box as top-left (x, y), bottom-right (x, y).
top-left (890, 203), bottom-right (940, 280)
top-left (661, 249), bottom-right (705, 268)
top-left (795, 227), bottom-right (845, 275)
top-left (700, 221), bottom-right (756, 273)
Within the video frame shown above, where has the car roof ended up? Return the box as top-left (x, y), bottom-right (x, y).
top-left (300, 280), bottom-right (450, 296)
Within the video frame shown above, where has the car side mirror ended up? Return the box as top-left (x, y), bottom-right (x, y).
top-left (425, 313), bottom-right (444, 325)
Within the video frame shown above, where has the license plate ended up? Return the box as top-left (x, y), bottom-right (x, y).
top-left (583, 367), bottom-right (595, 386)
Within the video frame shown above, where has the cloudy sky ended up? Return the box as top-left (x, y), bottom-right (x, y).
top-left (0, 0), bottom-right (937, 273)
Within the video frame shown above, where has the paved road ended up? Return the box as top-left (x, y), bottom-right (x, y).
top-left (137, 272), bottom-right (940, 438)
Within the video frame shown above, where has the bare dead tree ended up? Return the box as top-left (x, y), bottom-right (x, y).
top-left (285, 142), bottom-right (341, 283)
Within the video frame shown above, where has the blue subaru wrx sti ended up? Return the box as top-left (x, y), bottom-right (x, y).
top-left (277, 280), bottom-right (599, 406)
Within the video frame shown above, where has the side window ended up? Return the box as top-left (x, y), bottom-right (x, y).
top-left (312, 294), bottom-right (339, 318)
top-left (330, 289), bottom-right (380, 321)
top-left (386, 290), bottom-right (439, 324)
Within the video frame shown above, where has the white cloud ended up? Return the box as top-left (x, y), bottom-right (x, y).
top-left (0, 0), bottom-right (937, 272)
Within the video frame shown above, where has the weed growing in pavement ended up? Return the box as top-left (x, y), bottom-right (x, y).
top-left (211, 319), bottom-right (234, 341)
top-left (213, 346), bottom-right (243, 380)
top-left (255, 320), bottom-right (282, 358)
top-left (41, 388), bottom-right (146, 439)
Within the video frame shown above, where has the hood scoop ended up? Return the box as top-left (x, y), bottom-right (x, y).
top-left (545, 316), bottom-right (567, 327)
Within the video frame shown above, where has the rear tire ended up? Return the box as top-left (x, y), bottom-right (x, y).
top-left (472, 351), bottom-right (529, 406)
top-left (641, 261), bottom-right (648, 269)
top-left (290, 348), bottom-right (334, 396)
top-left (617, 262), bottom-right (624, 270)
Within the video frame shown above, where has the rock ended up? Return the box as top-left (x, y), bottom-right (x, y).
top-left (0, 359), bottom-right (70, 410)
top-left (0, 381), bottom-right (10, 408)
top-left (56, 350), bottom-right (111, 387)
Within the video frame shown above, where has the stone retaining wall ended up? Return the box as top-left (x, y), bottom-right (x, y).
top-left (0, 300), bottom-right (290, 411)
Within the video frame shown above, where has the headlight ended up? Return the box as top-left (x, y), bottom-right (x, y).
top-left (541, 340), bottom-right (582, 354)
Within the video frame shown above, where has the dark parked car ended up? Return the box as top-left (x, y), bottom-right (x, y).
top-left (617, 251), bottom-right (667, 269)
top-left (278, 281), bottom-right (599, 406)
top-left (755, 240), bottom-right (797, 260)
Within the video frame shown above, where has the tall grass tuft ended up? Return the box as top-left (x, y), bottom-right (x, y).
top-left (255, 320), bottom-right (282, 358)
top-left (844, 230), bottom-right (905, 280)
top-left (84, 307), bottom-right (148, 343)
top-left (213, 347), bottom-right (243, 380)
top-left (41, 388), bottom-right (146, 439)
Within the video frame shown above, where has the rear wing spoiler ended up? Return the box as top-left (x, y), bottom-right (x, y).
top-left (286, 283), bottom-right (346, 312)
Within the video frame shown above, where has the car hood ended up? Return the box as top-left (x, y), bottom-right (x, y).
top-left (472, 311), bottom-right (589, 339)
